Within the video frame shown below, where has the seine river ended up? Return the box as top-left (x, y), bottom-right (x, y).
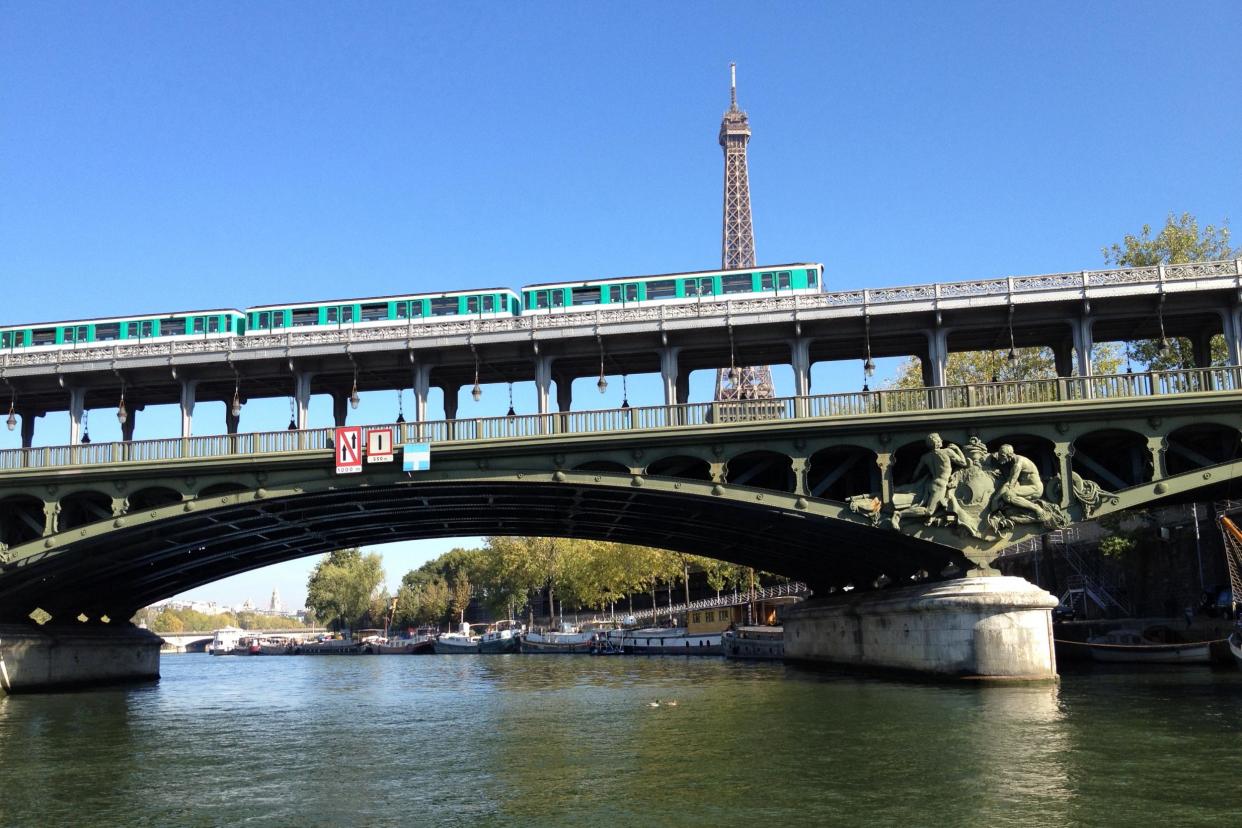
top-left (2, 655), bottom-right (1241, 827)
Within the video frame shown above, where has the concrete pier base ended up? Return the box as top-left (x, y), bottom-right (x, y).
top-left (783, 576), bottom-right (1058, 680)
top-left (0, 624), bottom-right (162, 694)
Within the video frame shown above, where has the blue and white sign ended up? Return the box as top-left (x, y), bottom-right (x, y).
top-left (402, 443), bottom-right (431, 472)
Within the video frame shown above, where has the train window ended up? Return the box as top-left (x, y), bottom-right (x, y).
top-left (360, 303), bottom-right (387, 322)
top-left (551, 289), bottom-right (566, 308)
top-left (1, 331), bottom-right (22, 348)
top-left (207, 317), bottom-right (221, 333)
top-left (135, 320), bottom-right (155, 338)
top-left (721, 273), bottom-right (754, 294)
top-left (532, 292), bottom-right (549, 310)
top-left (339, 306), bottom-right (353, 323)
top-left (255, 312), bottom-right (270, 330)
top-left (778, 271), bottom-right (792, 289)
top-left (608, 284), bottom-right (638, 303)
top-left (326, 307), bottom-right (339, 324)
top-left (395, 303), bottom-right (408, 319)
top-left (430, 297), bottom-right (458, 316)
top-left (271, 312), bottom-right (286, 329)
top-left (64, 325), bottom-right (87, 343)
top-left (571, 286), bottom-right (601, 306)
top-left (193, 317), bottom-right (206, 334)
top-left (292, 308), bottom-right (318, 327)
top-left (411, 300), bottom-right (424, 317)
top-left (686, 278), bottom-right (714, 297)
top-left (467, 295), bottom-right (495, 314)
top-left (162, 318), bottom-right (185, 335)
top-left (95, 323), bottom-right (119, 341)
top-left (32, 328), bottom-right (56, 346)
top-left (646, 280), bottom-right (676, 300)
top-left (806, 268), bottom-right (818, 287)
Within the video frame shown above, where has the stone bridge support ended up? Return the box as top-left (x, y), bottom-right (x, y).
top-left (0, 623), bottom-right (162, 694)
top-left (783, 576), bottom-right (1058, 680)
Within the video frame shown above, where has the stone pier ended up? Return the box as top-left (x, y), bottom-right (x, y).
top-left (0, 624), bottom-right (162, 694)
top-left (783, 576), bottom-right (1058, 680)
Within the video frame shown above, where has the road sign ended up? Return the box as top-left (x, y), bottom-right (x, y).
top-left (334, 426), bottom-right (362, 474)
top-left (366, 429), bottom-right (394, 463)
top-left (402, 443), bottom-right (431, 472)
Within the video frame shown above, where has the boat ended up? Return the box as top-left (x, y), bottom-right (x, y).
top-left (258, 635), bottom-right (298, 655)
top-left (479, 620), bottom-right (523, 654)
top-left (371, 631), bottom-right (437, 654)
top-left (433, 623), bottom-right (480, 654)
top-left (1085, 626), bottom-right (1212, 664)
top-left (722, 625), bottom-right (784, 660)
top-left (296, 635), bottom-right (366, 655)
top-left (1229, 629), bottom-right (1242, 667)
top-left (207, 626), bottom-right (244, 655)
top-left (605, 626), bottom-right (723, 655)
top-left (521, 622), bottom-right (596, 654)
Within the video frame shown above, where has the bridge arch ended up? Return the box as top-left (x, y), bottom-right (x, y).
top-left (1073, 428), bottom-right (1150, 490)
top-left (806, 445), bottom-right (878, 502)
top-left (58, 490), bottom-right (114, 531)
top-left (127, 486), bottom-right (185, 512)
top-left (646, 455), bottom-right (712, 482)
top-left (0, 494), bottom-right (45, 549)
top-left (725, 450), bottom-right (796, 493)
top-left (1165, 422), bottom-right (1242, 475)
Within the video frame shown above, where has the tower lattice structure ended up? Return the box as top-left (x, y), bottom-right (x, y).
top-left (715, 64), bottom-right (775, 402)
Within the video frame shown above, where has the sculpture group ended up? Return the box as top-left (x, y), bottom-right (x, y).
top-left (848, 433), bottom-right (1083, 540)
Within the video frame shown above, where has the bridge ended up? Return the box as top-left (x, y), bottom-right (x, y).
top-left (4, 258), bottom-right (1242, 688)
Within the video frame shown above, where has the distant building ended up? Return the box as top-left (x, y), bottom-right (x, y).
top-left (269, 587), bottom-right (283, 613)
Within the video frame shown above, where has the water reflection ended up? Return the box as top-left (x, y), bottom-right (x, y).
top-left (1, 656), bottom-right (1241, 826)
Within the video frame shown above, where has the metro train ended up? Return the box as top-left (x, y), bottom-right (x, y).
top-left (0, 262), bottom-right (823, 354)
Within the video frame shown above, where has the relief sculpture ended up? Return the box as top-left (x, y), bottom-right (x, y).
top-left (848, 432), bottom-right (1081, 540)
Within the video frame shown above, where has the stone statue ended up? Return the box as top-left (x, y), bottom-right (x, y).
top-left (1047, 471), bottom-right (1118, 517)
top-left (846, 432), bottom-right (1071, 539)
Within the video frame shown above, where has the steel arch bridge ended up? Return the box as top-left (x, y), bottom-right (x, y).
top-left (3, 366), bottom-right (1242, 625)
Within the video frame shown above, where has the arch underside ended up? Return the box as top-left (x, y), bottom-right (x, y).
top-left (0, 478), bottom-right (972, 624)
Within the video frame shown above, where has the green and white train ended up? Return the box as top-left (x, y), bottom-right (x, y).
top-left (0, 263), bottom-right (823, 353)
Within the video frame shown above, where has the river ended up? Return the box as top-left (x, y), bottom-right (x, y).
top-left (2, 654), bottom-right (1240, 826)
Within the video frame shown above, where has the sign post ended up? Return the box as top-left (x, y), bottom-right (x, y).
top-left (334, 426), bottom-right (362, 474)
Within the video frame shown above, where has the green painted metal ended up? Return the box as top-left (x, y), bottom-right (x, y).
top-left (3, 365), bottom-right (1242, 623)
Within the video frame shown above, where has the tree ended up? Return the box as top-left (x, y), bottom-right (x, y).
top-left (394, 570), bottom-right (449, 628)
top-left (889, 346), bottom-right (1124, 389)
top-left (1104, 212), bottom-right (1237, 371)
top-left (305, 547), bottom-right (385, 632)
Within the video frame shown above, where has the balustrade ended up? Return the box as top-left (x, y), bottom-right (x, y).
top-left (0, 366), bottom-right (1237, 472)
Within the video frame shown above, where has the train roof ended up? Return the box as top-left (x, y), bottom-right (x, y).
top-left (521, 262), bottom-right (823, 290)
top-left (247, 286), bottom-right (520, 312)
top-left (0, 308), bottom-right (244, 330)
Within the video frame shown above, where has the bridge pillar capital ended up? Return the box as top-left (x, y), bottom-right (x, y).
top-left (659, 347), bottom-right (681, 407)
top-left (178, 379), bottom-right (198, 439)
top-left (1147, 435), bottom-right (1168, 480)
top-left (534, 356), bottom-right (554, 415)
top-left (67, 386), bottom-right (87, 445)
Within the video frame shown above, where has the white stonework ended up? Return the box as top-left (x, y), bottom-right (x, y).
top-left (783, 576), bottom-right (1058, 680)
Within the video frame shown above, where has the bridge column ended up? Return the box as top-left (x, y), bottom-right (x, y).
top-left (178, 380), bottom-right (197, 439)
top-left (0, 623), bottom-right (162, 694)
top-left (790, 339), bottom-right (811, 417)
top-left (441, 385), bottom-right (459, 422)
top-left (120, 406), bottom-right (137, 443)
top-left (18, 410), bottom-right (38, 449)
top-left (659, 347), bottom-right (681, 407)
top-left (1051, 340), bottom-right (1074, 378)
top-left (1191, 329), bottom-right (1215, 369)
top-left (224, 407), bottom-right (240, 435)
top-left (1071, 316), bottom-right (1094, 377)
top-left (294, 371), bottom-right (314, 430)
top-left (1221, 308), bottom-right (1242, 367)
top-left (554, 374), bottom-right (573, 413)
top-left (331, 392), bottom-right (349, 428)
top-left (1054, 443), bottom-right (1073, 507)
top-left (783, 576), bottom-right (1059, 680)
top-left (412, 364), bottom-right (431, 424)
top-left (875, 451), bottom-right (894, 503)
top-left (43, 501), bottom-right (60, 536)
top-left (67, 387), bottom-right (86, 445)
top-left (1148, 435), bottom-right (1168, 481)
top-left (535, 356), bottom-right (554, 415)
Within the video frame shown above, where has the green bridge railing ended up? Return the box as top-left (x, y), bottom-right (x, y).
top-left (1, 365), bottom-right (1238, 472)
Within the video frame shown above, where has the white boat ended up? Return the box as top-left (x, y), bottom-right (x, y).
top-left (433, 623), bottom-right (480, 654)
top-left (1229, 630), bottom-right (1242, 667)
top-left (606, 627), bottom-right (722, 655)
top-left (1085, 627), bottom-right (1212, 664)
top-left (521, 623), bottom-right (595, 654)
top-left (207, 626), bottom-right (244, 655)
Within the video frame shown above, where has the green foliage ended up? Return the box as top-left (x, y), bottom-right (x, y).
top-left (1102, 212), bottom-right (1234, 268)
top-left (133, 606), bottom-right (307, 632)
top-left (1098, 534), bottom-right (1137, 559)
top-left (889, 345), bottom-right (1124, 390)
top-left (305, 547), bottom-right (386, 631)
top-left (394, 570), bottom-right (450, 627)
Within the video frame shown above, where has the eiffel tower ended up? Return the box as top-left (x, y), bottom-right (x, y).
top-left (714, 63), bottom-right (775, 402)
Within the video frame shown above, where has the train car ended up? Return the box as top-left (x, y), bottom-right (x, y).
top-left (243, 288), bottom-right (522, 334)
top-left (0, 309), bottom-right (246, 354)
top-left (520, 263), bottom-right (823, 314)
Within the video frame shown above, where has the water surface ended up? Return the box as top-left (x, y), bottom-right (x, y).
top-left (2, 655), bottom-right (1240, 826)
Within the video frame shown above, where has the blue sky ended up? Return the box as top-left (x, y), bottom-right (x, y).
top-left (2, 2), bottom-right (1239, 608)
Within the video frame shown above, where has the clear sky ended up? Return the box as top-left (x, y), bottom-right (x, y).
top-left (2, 2), bottom-right (1239, 608)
